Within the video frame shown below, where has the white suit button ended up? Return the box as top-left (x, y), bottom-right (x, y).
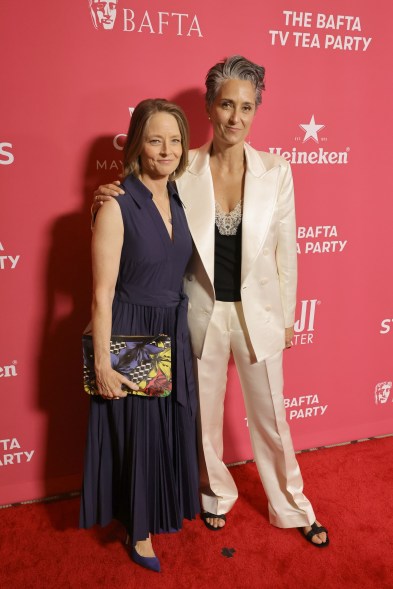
top-left (260, 278), bottom-right (268, 285)
top-left (186, 275), bottom-right (193, 281)
top-left (263, 248), bottom-right (269, 255)
top-left (265, 305), bottom-right (272, 311)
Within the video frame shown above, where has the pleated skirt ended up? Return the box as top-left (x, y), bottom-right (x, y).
top-left (79, 301), bottom-right (200, 546)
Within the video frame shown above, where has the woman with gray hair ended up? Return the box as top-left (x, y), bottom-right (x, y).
top-left (93, 55), bottom-right (329, 547)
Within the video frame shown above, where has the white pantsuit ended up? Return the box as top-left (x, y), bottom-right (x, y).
top-left (176, 142), bottom-right (315, 527)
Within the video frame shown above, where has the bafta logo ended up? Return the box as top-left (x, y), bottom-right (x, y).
top-left (374, 381), bottom-right (392, 405)
top-left (88, 0), bottom-right (118, 30)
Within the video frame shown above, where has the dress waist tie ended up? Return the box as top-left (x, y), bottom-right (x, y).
top-left (115, 287), bottom-right (197, 416)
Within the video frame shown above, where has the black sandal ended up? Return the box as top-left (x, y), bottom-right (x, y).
top-left (201, 511), bottom-right (227, 531)
top-left (300, 522), bottom-right (329, 547)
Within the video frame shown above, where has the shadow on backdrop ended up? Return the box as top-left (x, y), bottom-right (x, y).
top-left (37, 136), bottom-right (123, 529)
top-left (171, 88), bottom-right (211, 148)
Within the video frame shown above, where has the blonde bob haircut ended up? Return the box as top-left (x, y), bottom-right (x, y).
top-left (123, 98), bottom-right (189, 181)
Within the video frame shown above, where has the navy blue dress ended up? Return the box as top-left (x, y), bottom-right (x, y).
top-left (80, 174), bottom-right (200, 545)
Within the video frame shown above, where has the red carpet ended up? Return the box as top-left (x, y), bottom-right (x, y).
top-left (1, 436), bottom-right (393, 589)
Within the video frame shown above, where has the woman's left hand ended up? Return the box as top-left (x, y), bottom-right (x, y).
top-left (95, 366), bottom-right (139, 399)
top-left (285, 326), bottom-right (294, 349)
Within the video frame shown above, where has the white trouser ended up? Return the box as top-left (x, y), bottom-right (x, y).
top-left (195, 301), bottom-right (315, 528)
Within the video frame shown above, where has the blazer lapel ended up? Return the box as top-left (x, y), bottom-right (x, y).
top-left (241, 144), bottom-right (281, 284)
top-left (178, 142), bottom-right (282, 287)
top-left (177, 143), bottom-right (215, 284)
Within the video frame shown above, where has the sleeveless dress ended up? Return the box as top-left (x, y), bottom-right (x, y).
top-left (79, 174), bottom-right (200, 546)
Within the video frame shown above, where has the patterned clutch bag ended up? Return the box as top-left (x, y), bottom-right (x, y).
top-left (82, 334), bottom-right (172, 397)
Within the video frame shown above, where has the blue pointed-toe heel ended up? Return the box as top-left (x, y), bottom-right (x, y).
top-left (131, 547), bottom-right (161, 572)
top-left (125, 534), bottom-right (161, 572)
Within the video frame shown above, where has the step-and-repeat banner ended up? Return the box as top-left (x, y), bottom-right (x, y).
top-left (1, 1), bottom-right (392, 504)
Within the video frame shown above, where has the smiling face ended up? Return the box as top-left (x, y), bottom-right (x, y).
top-left (207, 79), bottom-right (257, 148)
top-left (139, 112), bottom-right (183, 181)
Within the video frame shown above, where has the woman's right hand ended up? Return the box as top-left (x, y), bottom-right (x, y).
top-left (91, 180), bottom-right (125, 216)
top-left (95, 366), bottom-right (139, 400)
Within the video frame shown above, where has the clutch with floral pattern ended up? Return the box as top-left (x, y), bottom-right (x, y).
top-left (82, 334), bottom-right (172, 397)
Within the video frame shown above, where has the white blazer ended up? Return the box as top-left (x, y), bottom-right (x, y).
top-left (176, 142), bottom-right (297, 362)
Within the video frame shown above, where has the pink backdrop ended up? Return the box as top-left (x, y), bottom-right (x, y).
top-left (1, 0), bottom-right (392, 505)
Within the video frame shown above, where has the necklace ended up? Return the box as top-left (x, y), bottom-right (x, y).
top-left (153, 193), bottom-right (172, 224)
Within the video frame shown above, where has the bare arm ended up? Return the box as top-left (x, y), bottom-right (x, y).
top-left (92, 199), bottom-right (138, 398)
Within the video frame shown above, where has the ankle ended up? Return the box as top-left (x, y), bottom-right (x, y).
top-left (135, 537), bottom-right (155, 558)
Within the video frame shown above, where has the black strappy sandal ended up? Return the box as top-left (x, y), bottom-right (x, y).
top-left (300, 522), bottom-right (329, 547)
top-left (201, 511), bottom-right (227, 531)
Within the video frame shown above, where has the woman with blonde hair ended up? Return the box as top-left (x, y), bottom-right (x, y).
top-left (80, 98), bottom-right (200, 573)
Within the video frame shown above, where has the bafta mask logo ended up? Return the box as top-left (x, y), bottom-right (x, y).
top-left (374, 381), bottom-right (392, 405)
top-left (88, 0), bottom-right (118, 30)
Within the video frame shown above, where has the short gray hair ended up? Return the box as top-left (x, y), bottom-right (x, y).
top-left (205, 55), bottom-right (266, 108)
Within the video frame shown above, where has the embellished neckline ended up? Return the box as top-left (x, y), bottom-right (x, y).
top-left (215, 200), bottom-right (242, 236)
